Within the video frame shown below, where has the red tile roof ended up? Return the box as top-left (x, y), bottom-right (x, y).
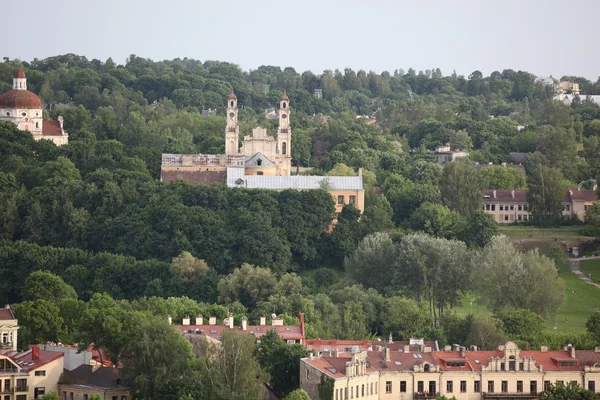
top-left (566, 188), bottom-right (598, 202)
top-left (483, 189), bottom-right (528, 202)
top-left (42, 120), bottom-right (63, 136)
top-left (0, 89), bottom-right (42, 109)
top-left (13, 69), bottom-right (26, 79)
top-left (174, 324), bottom-right (304, 341)
top-left (10, 346), bottom-right (64, 371)
top-left (0, 307), bottom-right (15, 320)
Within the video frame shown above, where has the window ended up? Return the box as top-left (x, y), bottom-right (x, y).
top-left (386, 381), bottom-right (392, 393)
top-left (257, 171), bottom-right (263, 175)
top-left (502, 381), bottom-right (508, 393)
top-left (565, 204), bottom-right (571, 212)
top-left (486, 204), bottom-right (490, 210)
top-left (5, 112), bottom-right (10, 117)
top-left (520, 362), bottom-right (524, 371)
top-left (16, 396), bottom-right (26, 400)
top-left (488, 381), bottom-right (494, 393)
top-left (460, 381), bottom-right (466, 393)
top-left (424, 364), bottom-right (430, 372)
top-left (350, 386), bottom-right (353, 398)
top-left (35, 371), bottom-right (46, 376)
top-left (509, 356), bottom-right (516, 371)
top-left (518, 204), bottom-right (523, 211)
top-left (21, 112), bottom-right (27, 117)
top-left (429, 381), bottom-right (436, 395)
top-left (510, 205), bottom-right (514, 210)
top-left (337, 195), bottom-right (345, 205)
top-left (257, 159), bottom-right (262, 166)
top-left (34, 388), bottom-right (45, 399)
top-left (370, 383), bottom-right (373, 395)
top-left (447, 381), bottom-right (453, 393)
top-left (70, 393), bottom-right (74, 400)
top-left (571, 381), bottom-right (578, 387)
top-left (531, 381), bottom-right (538, 395)
top-left (504, 215), bottom-right (509, 221)
top-left (349, 195), bottom-right (356, 205)
top-left (345, 388), bottom-right (348, 399)
top-left (84, 396), bottom-right (88, 400)
top-left (112, 397), bottom-right (118, 400)
top-left (589, 381), bottom-right (595, 393)
top-left (500, 205), bottom-right (504, 211)
top-left (356, 386), bottom-right (358, 398)
top-left (491, 204), bottom-right (496, 211)
top-left (524, 204), bottom-right (528, 211)
top-left (306, 369), bottom-right (310, 379)
top-left (474, 381), bottom-right (481, 393)
top-left (517, 381), bottom-right (523, 393)
top-left (36, 121), bottom-right (39, 128)
top-left (362, 384), bottom-right (364, 397)
top-left (418, 381), bottom-right (424, 393)
top-left (501, 362), bottom-right (505, 371)
top-left (400, 381), bottom-right (406, 392)
top-left (518, 214), bottom-right (522, 221)
top-left (282, 142), bottom-right (287, 155)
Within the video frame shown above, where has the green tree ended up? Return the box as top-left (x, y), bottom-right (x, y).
top-left (440, 159), bottom-right (484, 217)
top-left (22, 270), bottom-right (78, 302)
top-left (327, 163), bottom-right (355, 176)
top-left (362, 194), bottom-right (395, 234)
top-left (39, 393), bottom-right (61, 400)
top-left (478, 166), bottom-right (526, 189)
top-left (586, 311), bottom-right (600, 344)
top-left (466, 318), bottom-right (507, 350)
top-left (284, 389), bottom-right (311, 400)
top-left (494, 308), bottom-right (544, 339)
top-left (217, 264), bottom-right (277, 308)
top-left (15, 300), bottom-right (64, 346)
top-left (539, 382), bottom-right (599, 400)
top-left (345, 233), bottom-right (397, 291)
top-left (459, 211), bottom-right (499, 248)
top-left (527, 166), bottom-right (568, 226)
top-left (585, 202), bottom-right (600, 237)
top-left (410, 202), bottom-right (463, 239)
top-left (170, 251), bottom-right (209, 284)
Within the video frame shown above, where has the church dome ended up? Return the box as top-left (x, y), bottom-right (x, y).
top-left (0, 89), bottom-right (42, 109)
top-left (281, 91), bottom-right (289, 101)
top-left (13, 68), bottom-right (26, 79)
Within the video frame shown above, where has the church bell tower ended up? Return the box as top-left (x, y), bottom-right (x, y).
top-left (277, 91), bottom-right (292, 174)
top-left (225, 90), bottom-right (239, 154)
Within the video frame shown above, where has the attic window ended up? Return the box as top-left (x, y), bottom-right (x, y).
top-left (325, 367), bottom-right (337, 374)
top-left (394, 361), bottom-right (402, 366)
top-left (210, 330), bottom-right (217, 334)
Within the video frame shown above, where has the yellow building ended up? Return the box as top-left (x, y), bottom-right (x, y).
top-left (0, 345), bottom-right (65, 400)
top-left (301, 341), bottom-right (600, 400)
top-left (161, 92), bottom-right (365, 213)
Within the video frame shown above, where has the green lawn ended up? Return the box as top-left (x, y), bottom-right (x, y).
top-left (578, 259), bottom-right (600, 285)
top-left (499, 225), bottom-right (594, 256)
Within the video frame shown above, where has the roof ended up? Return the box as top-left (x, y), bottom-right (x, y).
top-left (281, 91), bottom-right (289, 101)
top-left (245, 152), bottom-right (275, 167)
top-left (10, 347), bottom-right (64, 371)
top-left (0, 89), bottom-right (42, 109)
top-left (228, 90), bottom-right (237, 100)
top-left (42, 120), bottom-right (63, 136)
top-left (0, 307), bottom-right (15, 320)
top-left (62, 364), bottom-right (127, 388)
top-left (13, 69), bottom-right (26, 79)
top-left (174, 324), bottom-right (304, 341)
top-left (483, 189), bottom-right (528, 202)
top-left (229, 174), bottom-right (364, 190)
top-left (566, 188), bottom-right (597, 202)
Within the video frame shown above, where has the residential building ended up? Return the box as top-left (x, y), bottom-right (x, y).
top-left (0, 345), bottom-right (65, 400)
top-left (557, 81), bottom-right (580, 95)
top-left (0, 69), bottom-right (68, 145)
top-left (305, 338), bottom-right (439, 357)
top-left (433, 145), bottom-right (469, 166)
top-left (300, 341), bottom-right (600, 400)
top-left (555, 93), bottom-right (600, 106)
top-left (59, 364), bottom-right (129, 400)
top-left (170, 313), bottom-right (305, 345)
top-left (0, 306), bottom-right (18, 351)
top-left (483, 188), bottom-right (597, 223)
top-left (160, 92), bottom-right (365, 213)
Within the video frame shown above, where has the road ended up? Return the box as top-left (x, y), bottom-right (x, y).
top-left (568, 256), bottom-right (600, 288)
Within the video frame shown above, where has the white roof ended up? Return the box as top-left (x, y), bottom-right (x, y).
top-left (226, 171), bottom-right (363, 190)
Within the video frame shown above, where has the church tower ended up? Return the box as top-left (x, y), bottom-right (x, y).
top-left (277, 91), bottom-right (292, 175)
top-left (225, 90), bottom-right (239, 154)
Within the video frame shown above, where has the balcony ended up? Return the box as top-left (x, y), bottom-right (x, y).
top-left (0, 387), bottom-right (11, 394)
top-left (483, 392), bottom-right (538, 399)
top-left (15, 385), bottom-right (29, 393)
top-left (415, 392), bottom-right (439, 398)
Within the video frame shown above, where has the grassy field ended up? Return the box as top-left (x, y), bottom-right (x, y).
top-left (578, 259), bottom-right (600, 284)
top-left (499, 225), bottom-right (594, 255)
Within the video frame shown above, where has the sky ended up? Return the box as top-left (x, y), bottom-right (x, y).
top-left (4, 0), bottom-right (600, 79)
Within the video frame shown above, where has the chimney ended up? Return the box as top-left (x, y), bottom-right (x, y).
top-left (444, 345), bottom-right (452, 351)
top-left (32, 345), bottom-right (40, 360)
top-left (595, 346), bottom-right (600, 353)
top-left (167, 315), bottom-right (172, 325)
top-left (242, 317), bottom-right (247, 331)
top-left (460, 346), bottom-right (466, 357)
top-left (453, 344), bottom-right (461, 351)
top-left (511, 190), bottom-right (515, 198)
top-left (493, 190), bottom-right (497, 198)
top-left (403, 345), bottom-right (410, 353)
top-left (570, 345), bottom-right (576, 358)
top-left (541, 346), bottom-right (548, 353)
top-left (497, 345), bottom-right (505, 351)
top-left (562, 344), bottom-right (569, 351)
top-left (272, 317), bottom-right (284, 326)
top-left (58, 115), bottom-right (64, 130)
top-left (470, 345), bottom-right (478, 351)
top-left (388, 333), bottom-right (393, 344)
top-left (196, 315), bottom-right (203, 325)
top-left (299, 313), bottom-right (305, 339)
top-left (228, 314), bottom-right (234, 329)
top-left (182, 316), bottom-right (190, 326)
top-left (384, 347), bottom-right (390, 362)
top-left (209, 316), bottom-right (216, 325)
top-left (4, 304), bottom-right (9, 309)
top-left (260, 316), bottom-right (266, 326)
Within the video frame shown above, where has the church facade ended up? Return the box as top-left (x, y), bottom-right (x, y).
top-left (161, 92), bottom-right (364, 213)
top-left (0, 69), bottom-right (68, 145)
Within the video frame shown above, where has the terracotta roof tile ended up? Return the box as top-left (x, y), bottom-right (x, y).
top-left (0, 307), bottom-right (15, 320)
top-left (0, 89), bottom-right (42, 109)
top-left (13, 69), bottom-right (26, 79)
top-left (42, 120), bottom-right (63, 136)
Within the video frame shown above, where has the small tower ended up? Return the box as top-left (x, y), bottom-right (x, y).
top-left (13, 68), bottom-right (27, 90)
top-left (225, 90), bottom-right (239, 154)
top-left (277, 91), bottom-right (292, 175)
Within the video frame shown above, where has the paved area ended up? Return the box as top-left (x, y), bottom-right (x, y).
top-left (569, 256), bottom-right (600, 288)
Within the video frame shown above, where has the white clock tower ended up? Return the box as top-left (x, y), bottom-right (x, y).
top-left (225, 90), bottom-right (239, 154)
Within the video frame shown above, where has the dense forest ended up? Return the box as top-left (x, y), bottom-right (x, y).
top-left (3, 55), bottom-right (600, 399)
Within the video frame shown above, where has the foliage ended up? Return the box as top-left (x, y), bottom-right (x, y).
top-left (22, 270), bottom-right (78, 302)
top-left (539, 382), bottom-right (599, 400)
top-left (284, 389), bottom-right (311, 400)
top-left (440, 159), bottom-right (484, 217)
top-left (527, 166), bottom-right (569, 226)
top-left (318, 374), bottom-right (334, 400)
top-left (170, 252), bottom-right (209, 284)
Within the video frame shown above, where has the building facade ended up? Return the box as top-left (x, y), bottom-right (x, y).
top-left (161, 92), bottom-right (365, 213)
top-left (301, 341), bottom-right (600, 400)
top-left (433, 145), bottom-right (469, 166)
top-left (0, 306), bottom-right (18, 351)
top-left (483, 188), bottom-right (597, 224)
top-left (0, 69), bottom-right (68, 146)
top-left (59, 364), bottom-right (129, 400)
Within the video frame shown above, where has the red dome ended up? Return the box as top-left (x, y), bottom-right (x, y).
top-left (228, 90), bottom-right (237, 100)
top-left (13, 68), bottom-right (26, 79)
top-left (0, 89), bottom-right (42, 109)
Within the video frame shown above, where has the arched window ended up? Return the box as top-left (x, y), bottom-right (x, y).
top-left (424, 364), bottom-right (430, 372)
top-left (36, 122), bottom-right (39, 128)
top-left (228, 140), bottom-right (234, 153)
top-left (509, 355), bottom-right (516, 371)
top-left (283, 102), bottom-right (287, 109)
top-left (230, 101), bottom-right (234, 107)
top-left (282, 142), bottom-right (287, 155)
top-left (5, 112), bottom-right (10, 117)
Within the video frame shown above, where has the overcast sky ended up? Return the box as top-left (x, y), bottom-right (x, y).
top-left (4, 0), bottom-right (599, 79)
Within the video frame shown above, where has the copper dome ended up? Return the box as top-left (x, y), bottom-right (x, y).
top-left (0, 90), bottom-right (42, 109)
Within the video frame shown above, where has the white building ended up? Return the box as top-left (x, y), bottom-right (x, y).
top-left (0, 69), bottom-right (68, 146)
top-left (0, 305), bottom-right (18, 351)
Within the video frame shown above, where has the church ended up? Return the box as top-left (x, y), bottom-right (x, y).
top-left (161, 92), bottom-right (365, 213)
top-left (0, 69), bottom-right (69, 145)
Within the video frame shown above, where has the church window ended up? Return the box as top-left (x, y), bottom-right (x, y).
top-left (36, 122), bottom-right (39, 129)
top-left (283, 102), bottom-right (287, 109)
top-left (282, 142), bottom-right (287, 155)
top-left (5, 112), bottom-right (10, 117)
top-left (21, 112), bottom-right (27, 117)
top-left (257, 159), bottom-right (262, 166)
top-left (230, 101), bottom-right (234, 107)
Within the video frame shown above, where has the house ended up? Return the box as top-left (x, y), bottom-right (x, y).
top-left (0, 345), bottom-right (65, 400)
top-left (0, 305), bottom-right (18, 351)
top-left (0, 69), bottom-right (68, 145)
top-left (482, 188), bottom-right (598, 223)
top-left (304, 338), bottom-right (439, 357)
top-left (300, 341), bottom-right (600, 400)
top-left (160, 92), bottom-right (365, 213)
top-left (59, 365), bottom-right (129, 400)
top-left (170, 313), bottom-right (305, 345)
top-left (433, 145), bottom-right (469, 166)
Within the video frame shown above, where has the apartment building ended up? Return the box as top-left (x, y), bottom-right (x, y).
top-left (301, 341), bottom-right (600, 400)
top-left (483, 189), bottom-right (597, 224)
top-left (0, 306), bottom-right (18, 352)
